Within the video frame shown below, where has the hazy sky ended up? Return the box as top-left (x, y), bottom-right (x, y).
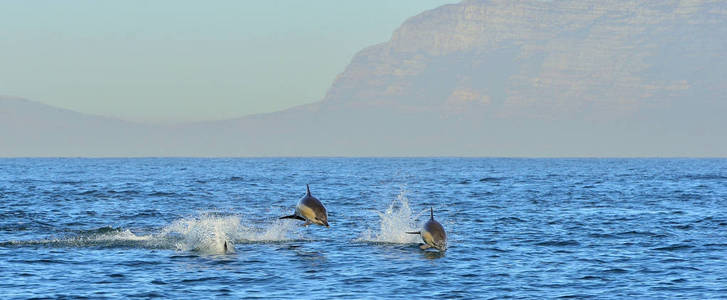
top-left (0, 0), bottom-right (455, 123)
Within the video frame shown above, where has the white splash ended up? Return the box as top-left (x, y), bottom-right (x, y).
top-left (160, 214), bottom-right (240, 254)
top-left (234, 219), bottom-right (300, 242)
top-left (159, 213), bottom-right (301, 255)
top-left (358, 189), bottom-right (422, 244)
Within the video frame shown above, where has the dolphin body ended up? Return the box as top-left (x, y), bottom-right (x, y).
top-left (407, 208), bottom-right (447, 251)
top-left (280, 184), bottom-right (329, 227)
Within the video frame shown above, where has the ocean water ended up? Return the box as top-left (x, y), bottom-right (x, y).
top-left (1, 158), bottom-right (726, 299)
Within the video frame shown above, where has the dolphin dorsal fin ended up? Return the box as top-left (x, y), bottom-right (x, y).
top-left (306, 184), bottom-right (311, 196)
top-left (430, 207), bottom-right (434, 220)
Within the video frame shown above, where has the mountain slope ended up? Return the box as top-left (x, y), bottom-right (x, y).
top-left (0, 97), bottom-right (161, 156)
top-left (324, 0), bottom-right (726, 118)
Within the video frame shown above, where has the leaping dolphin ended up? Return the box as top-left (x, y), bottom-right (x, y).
top-left (407, 207), bottom-right (447, 251)
top-left (280, 184), bottom-right (329, 227)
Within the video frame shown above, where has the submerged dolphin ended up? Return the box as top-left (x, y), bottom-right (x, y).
top-left (407, 207), bottom-right (447, 251)
top-left (280, 184), bottom-right (329, 227)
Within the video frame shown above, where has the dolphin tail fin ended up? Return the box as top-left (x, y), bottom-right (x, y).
top-left (406, 231), bottom-right (421, 234)
top-left (306, 184), bottom-right (311, 196)
top-left (280, 215), bottom-right (306, 221)
top-left (430, 207), bottom-right (434, 220)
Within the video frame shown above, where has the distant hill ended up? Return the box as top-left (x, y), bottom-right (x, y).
top-left (0, 97), bottom-right (159, 156)
top-left (2, 0), bottom-right (726, 157)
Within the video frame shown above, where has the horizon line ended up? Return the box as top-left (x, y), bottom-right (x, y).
top-left (2, 156), bottom-right (725, 159)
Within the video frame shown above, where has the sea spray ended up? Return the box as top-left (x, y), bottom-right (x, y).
top-left (160, 214), bottom-right (239, 254)
top-left (160, 213), bottom-right (301, 254)
top-left (235, 219), bottom-right (300, 242)
top-left (358, 189), bottom-right (423, 244)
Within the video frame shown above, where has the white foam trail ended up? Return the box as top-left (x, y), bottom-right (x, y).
top-left (357, 189), bottom-right (422, 244)
top-left (5, 213), bottom-right (301, 255)
top-left (86, 229), bottom-right (154, 245)
top-left (6, 228), bottom-right (158, 248)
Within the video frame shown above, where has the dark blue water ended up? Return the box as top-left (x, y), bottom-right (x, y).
top-left (1, 158), bottom-right (726, 299)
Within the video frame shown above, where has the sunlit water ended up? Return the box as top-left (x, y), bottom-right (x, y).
top-left (1, 158), bottom-right (726, 298)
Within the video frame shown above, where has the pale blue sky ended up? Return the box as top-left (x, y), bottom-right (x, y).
top-left (0, 0), bottom-right (455, 122)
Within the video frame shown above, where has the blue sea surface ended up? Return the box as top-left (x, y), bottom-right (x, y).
top-left (1, 158), bottom-right (726, 299)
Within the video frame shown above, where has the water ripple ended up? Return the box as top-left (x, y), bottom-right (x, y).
top-left (1, 158), bottom-right (726, 299)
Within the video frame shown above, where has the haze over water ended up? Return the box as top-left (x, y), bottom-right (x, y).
top-left (1, 158), bottom-right (726, 298)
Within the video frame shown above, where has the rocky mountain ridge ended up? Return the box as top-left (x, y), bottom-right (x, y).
top-left (323, 0), bottom-right (726, 119)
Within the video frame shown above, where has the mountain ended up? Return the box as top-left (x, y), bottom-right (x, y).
top-left (325, 0), bottom-right (726, 117)
top-left (2, 0), bottom-right (726, 157)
